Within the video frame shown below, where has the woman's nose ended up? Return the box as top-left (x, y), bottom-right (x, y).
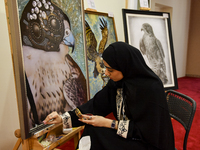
top-left (104, 69), bottom-right (109, 76)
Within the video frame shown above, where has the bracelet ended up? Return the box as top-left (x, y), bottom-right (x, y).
top-left (111, 120), bottom-right (116, 129)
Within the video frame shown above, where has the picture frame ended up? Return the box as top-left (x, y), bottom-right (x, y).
top-left (5, 0), bottom-right (88, 139)
top-left (84, 10), bottom-right (118, 98)
top-left (122, 9), bottom-right (178, 90)
top-left (125, 0), bottom-right (151, 10)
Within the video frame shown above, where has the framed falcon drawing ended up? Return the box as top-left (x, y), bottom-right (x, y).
top-left (122, 9), bottom-right (178, 90)
top-left (85, 10), bottom-right (118, 98)
top-left (5, 0), bottom-right (88, 139)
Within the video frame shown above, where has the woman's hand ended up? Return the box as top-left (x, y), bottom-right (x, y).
top-left (79, 114), bottom-right (118, 129)
top-left (43, 111), bottom-right (62, 125)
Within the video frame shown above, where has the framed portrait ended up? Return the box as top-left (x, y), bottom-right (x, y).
top-left (85, 10), bottom-right (118, 98)
top-left (125, 0), bottom-right (151, 10)
top-left (5, 0), bottom-right (88, 139)
top-left (122, 9), bottom-right (178, 90)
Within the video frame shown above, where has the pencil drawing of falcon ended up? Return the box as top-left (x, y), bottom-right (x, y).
top-left (140, 23), bottom-right (168, 84)
top-left (85, 18), bottom-right (108, 78)
top-left (20, 0), bottom-right (87, 128)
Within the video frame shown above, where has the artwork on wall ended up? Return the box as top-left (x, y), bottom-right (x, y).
top-left (85, 10), bottom-right (118, 98)
top-left (122, 9), bottom-right (178, 90)
top-left (5, 0), bottom-right (88, 139)
top-left (125, 0), bottom-right (151, 10)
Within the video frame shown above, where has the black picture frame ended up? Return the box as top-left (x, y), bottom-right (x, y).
top-left (122, 9), bottom-right (178, 90)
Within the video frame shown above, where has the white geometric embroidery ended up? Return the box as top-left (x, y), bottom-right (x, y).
top-left (116, 88), bottom-right (128, 120)
top-left (116, 88), bottom-right (130, 138)
top-left (117, 120), bottom-right (129, 138)
top-left (116, 88), bottom-right (123, 120)
top-left (118, 123), bottom-right (127, 135)
top-left (61, 112), bottom-right (72, 128)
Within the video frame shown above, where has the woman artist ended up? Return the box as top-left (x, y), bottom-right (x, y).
top-left (43, 42), bottom-right (175, 150)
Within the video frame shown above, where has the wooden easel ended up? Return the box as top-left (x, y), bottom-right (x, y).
top-left (13, 124), bottom-right (84, 150)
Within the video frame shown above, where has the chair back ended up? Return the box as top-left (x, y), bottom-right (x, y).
top-left (166, 90), bottom-right (196, 150)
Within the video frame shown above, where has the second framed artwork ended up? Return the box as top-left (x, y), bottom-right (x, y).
top-left (85, 10), bottom-right (118, 98)
top-left (122, 9), bottom-right (178, 90)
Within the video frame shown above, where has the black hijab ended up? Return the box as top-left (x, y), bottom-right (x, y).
top-left (102, 42), bottom-right (174, 150)
top-left (102, 41), bottom-right (159, 82)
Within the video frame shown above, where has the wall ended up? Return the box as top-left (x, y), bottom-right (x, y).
top-left (0, 0), bottom-right (190, 149)
top-left (186, 0), bottom-right (200, 77)
top-left (0, 0), bottom-right (20, 149)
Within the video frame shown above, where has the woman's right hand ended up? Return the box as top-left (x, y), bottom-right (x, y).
top-left (43, 111), bottom-right (62, 125)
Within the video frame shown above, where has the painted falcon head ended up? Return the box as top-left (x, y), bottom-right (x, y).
top-left (20, 0), bottom-right (75, 52)
top-left (141, 23), bottom-right (155, 37)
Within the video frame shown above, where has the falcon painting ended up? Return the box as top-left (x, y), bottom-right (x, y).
top-left (85, 18), bottom-right (108, 78)
top-left (20, 0), bottom-right (87, 128)
top-left (140, 23), bottom-right (168, 84)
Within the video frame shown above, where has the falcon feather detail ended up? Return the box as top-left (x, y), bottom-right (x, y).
top-left (85, 17), bottom-right (108, 78)
top-left (140, 23), bottom-right (168, 84)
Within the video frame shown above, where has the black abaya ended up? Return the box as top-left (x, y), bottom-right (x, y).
top-left (65, 42), bottom-right (175, 150)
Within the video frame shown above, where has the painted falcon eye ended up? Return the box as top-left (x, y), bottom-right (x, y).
top-left (65, 28), bottom-right (71, 37)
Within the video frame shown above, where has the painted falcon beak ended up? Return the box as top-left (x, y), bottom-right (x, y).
top-left (63, 29), bottom-right (75, 52)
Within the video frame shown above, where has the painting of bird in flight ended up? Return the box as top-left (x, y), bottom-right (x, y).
top-left (85, 11), bottom-right (117, 98)
top-left (85, 18), bottom-right (108, 78)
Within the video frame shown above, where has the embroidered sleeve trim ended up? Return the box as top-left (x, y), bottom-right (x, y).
top-left (60, 112), bottom-right (72, 128)
top-left (117, 120), bottom-right (130, 138)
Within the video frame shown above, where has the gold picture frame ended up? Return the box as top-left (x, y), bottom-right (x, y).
top-left (84, 10), bottom-right (118, 98)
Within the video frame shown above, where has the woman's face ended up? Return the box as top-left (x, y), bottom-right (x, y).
top-left (103, 60), bottom-right (123, 82)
